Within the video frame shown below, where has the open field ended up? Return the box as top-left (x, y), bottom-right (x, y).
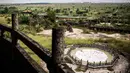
top-left (0, 3), bottom-right (130, 65)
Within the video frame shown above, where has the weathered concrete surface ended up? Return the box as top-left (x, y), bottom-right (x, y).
top-left (66, 55), bottom-right (129, 73)
top-left (64, 45), bottom-right (129, 73)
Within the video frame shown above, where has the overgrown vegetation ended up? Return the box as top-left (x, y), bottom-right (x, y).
top-left (0, 3), bottom-right (130, 64)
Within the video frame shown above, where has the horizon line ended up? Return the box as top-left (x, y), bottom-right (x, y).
top-left (0, 2), bottom-right (130, 4)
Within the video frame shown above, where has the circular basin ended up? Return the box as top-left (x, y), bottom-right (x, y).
top-left (70, 47), bottom-right (113, 63)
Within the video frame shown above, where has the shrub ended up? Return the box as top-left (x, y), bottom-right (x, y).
top-left (19, 16), bottom-right (29, 24)
top-left (82, 28), bottom-right (91, 34)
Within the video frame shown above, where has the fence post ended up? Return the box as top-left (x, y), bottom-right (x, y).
top-left (12, 13), bottom-right (19, 30)
top-left (11, 14), bottom-right (19, 60)
top-left (12, 13), bottom-right (19, 44)
top-left (52, 27), bottom-right (65, 73)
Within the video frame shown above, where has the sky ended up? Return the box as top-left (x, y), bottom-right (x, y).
top-left (0, 0), bottom-right (130, 4)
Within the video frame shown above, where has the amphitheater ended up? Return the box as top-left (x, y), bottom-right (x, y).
top-left (64, 44), bottom-right (130, 73)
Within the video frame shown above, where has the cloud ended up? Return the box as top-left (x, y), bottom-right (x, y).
top-left (0, 0), bottom-right (130, 3)
top-left (0, 0), bottom-right (13, 3)
top-left (81, 0), bottom-right (130, 3)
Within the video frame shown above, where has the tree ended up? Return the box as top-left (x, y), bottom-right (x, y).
top-left (1, 7), bottom-right (9, 14)
top-left (19, 15), bottom-right (29, 24)
top-left (76, 8), bottom-right (79, 14)
top-left (8, 7), bottom-right (18, 13)
top-left (4, 7), bottom-right (8, 13)
top-left (47, 10), bottom-right (56, 23)
top-left (55, 9), bottom-right (60, 13)
top-left (44, 9), bottom-right (58, 29)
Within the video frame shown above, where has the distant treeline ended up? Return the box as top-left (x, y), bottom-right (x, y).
top-left (0, 6), bottom-right (18, 14)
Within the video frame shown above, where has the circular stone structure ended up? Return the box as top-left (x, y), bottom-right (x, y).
top-left (72, 47), bottom-right (111, 63)
top-left (64, 44), bottom-right (130, 73)
top-left (65, 44), bottom-right (118, 67)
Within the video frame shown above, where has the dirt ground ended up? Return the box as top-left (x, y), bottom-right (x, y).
top-left (37, 28), bottom-right (130, 40)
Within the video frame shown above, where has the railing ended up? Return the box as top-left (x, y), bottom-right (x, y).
top-left (0, 13), bottom-right (70, 73)
top-left (0, 24), bottom-right (53, 73)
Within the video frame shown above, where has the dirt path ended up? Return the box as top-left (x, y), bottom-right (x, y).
top-left (37, 28), bottom-right (130, 40)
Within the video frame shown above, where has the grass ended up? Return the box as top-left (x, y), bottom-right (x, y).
top-left (96, 38), bottom-right (130, 53)
top-left (0, 15), bottom-right (11, 27)
top-left (1, 24), bottom-right (130, 64)
top-left (20, 41), bottom-right (42, 64)
top-left (22, 34), bottom-right (95, 51)
top-left (19, 34), bottom-right (52, 64)
top-left (65, 37), bottom-right (95, 45)
top-left (19, 33), bottom-right (96, 64)
top-left (0, 14), bottom-right (129, 64)
top-left (27, 34), bottom-right (52, 51)
top-left (0, 17), bottom-right (8, 24)
top-left (19, 33), bottom-right (130, 64)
